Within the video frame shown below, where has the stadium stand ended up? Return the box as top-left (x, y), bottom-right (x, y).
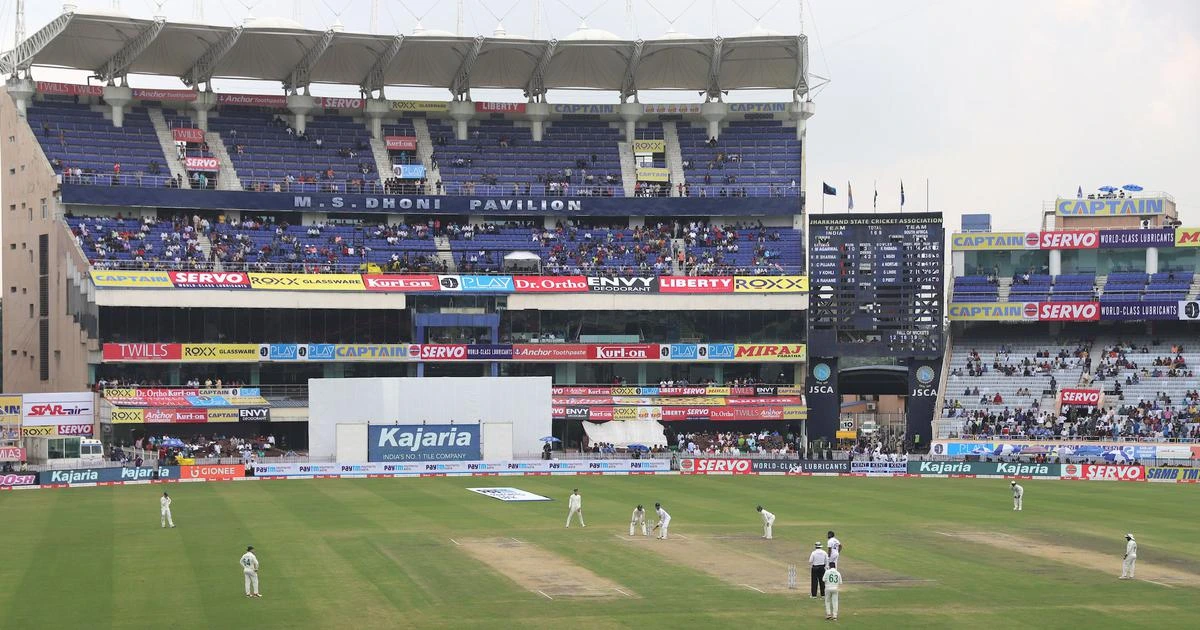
top-left (677, 120), bottom-right (802, 197)
top-left (27, 101), bottom-right (166, 182)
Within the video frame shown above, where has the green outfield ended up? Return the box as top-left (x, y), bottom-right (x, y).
top-left (2, 475), bottom-right (1198, 629)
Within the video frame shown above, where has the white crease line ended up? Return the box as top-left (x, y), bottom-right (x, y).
top-left (933, 531), bottom-right (954, 537)
top-left (537, 590), bottom-right (554, 600)
top-left (848, 579), bottom-right (938, 584)
top-left (614, 588), bottom-right (633, 597)
top-left (511, 537), bottom-right (524, 544)
top-left (1141, 579), bottom-right (1175, 589)
top-left (449, 538), bottom-right (461, 546)
top-left (674, 534), bottom-right (690, 539)
top-left (741, 584), bottom-right (765, 593)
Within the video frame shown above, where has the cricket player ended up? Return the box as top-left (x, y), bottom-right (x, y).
top-left (1120, 533), bottom-right (1137, 579)
top-left (653, 502), bottom-right (671, 539)
top-left (757, 505), bottom-right (775, 539)
top-left (160, 492), bottom-right (175, 528)
top-left (827, 530), bottom-right (842, 567)
top-left (240, 546), bottom-right (261, 597)
top-left (1011, 481), bottom-right (1024, 511)
top-left (823, 562), bottom-right (842, 620)
top-left (808, 542), bottom-right (828, 598)
top-left (630, 504), bottom-right (648, 536)
top-left (565, 489), bottom-right (585, 527)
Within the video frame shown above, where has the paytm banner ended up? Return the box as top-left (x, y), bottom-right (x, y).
top-left (367, 424), bottom-right (481, 462)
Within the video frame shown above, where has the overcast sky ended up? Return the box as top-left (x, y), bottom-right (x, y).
top-left (5, 0), bottom-right (1199, 231)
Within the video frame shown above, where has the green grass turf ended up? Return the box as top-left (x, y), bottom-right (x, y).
top-left (1, 475), bottom-right (1198, 629)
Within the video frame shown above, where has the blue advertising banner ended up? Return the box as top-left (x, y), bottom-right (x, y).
top-left (1098, 228), bottom-right (1176, 248)
top-left (1100, 301), bottom-right (1182, 321)
top-left (466, 345), bottom-right (514, 360)
top-left (367, 424), bottom-right (482, 462)
top-left (62, 184), bottom-right (801, 217)
top-left (41, 466), bottom-right (181, 484)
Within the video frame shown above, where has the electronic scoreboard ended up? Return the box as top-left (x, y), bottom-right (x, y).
top-left (807, 212), bottom-right (944, 358)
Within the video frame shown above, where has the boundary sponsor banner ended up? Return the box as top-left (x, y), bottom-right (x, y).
top-left (732, 275), bottom-right (808, 293)
top-left (907, 461), bottom-right (1058, 477)
top-left (253, 460), bottom-right (669, 476)
top-left (750, 460), bottom-right (849, 474)
top-left (1144, 467), bottom-right (1200, 483)
top-left (368, 424), bottom-right (481, 462)
top-left (467, 487), bottom-right (552, 501)
top-left (0, 473), bottom-right (39, 486)
top-left (931, 440), bottom-right (1167, 461)
top-left (179, 465), bottom-right (243, 481)
top-left (679, 458), bottom-right (753, 474)
top-left (850, 461), bottom-right (907, 475)
top-left (90, 270), bottom-right (174, 288)
top-left (1060, 464), bottom-right (1145, 482)
top-left (41, 466), bottom-right (180, 484)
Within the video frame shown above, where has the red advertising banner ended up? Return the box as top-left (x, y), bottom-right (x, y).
top-left (217, 93), bottom-right (288, 107)
top-left (179, 464), bottom-right (243, 480)
top-left (362, 274), bottom-right (439, 291)
top-left (0, 447), bottom-right (26, 461)
top-left (167, 271), bottom-right (251, 289)
top-left (587, 345), bottom-right (661, 361)
top-left (1059, 388), bottom-right (1103, 407)
top-left (513, 276), bottom-right (589, 293)
top-left (384, 136), bottom-right (418, 151)
top-left (1035, 230), bottom-right (1099, 250)
top-left (680, 458), bottom-right (753, 474)
top-left (102, 343), bottom-right (183, 361)
top-left (183, 156), bottom-right (219, 172)
top-left (317, 96), bottom-right (365, 110)
top-left (172, 128), bottom-right (205, 143)
top-left (658, 276), bottom-right (734, 294)
top-left (37, 82), bottom-right (103, 96)
top-left (475, 102), bottom-right (527, 113)
top-left (1026, 301), bottom-right (1100, 322)
top-left (132, 88), bottom-right (198, 102)
top-left (413, 344), bottom-right (468, 360)
top-left (726, 396), bottom-right (803, 406)
top-left (1061, 464), bottom-right (1145, 482)
top-left (552, 387), bottom-right (615, 396)
top-left (513, 344), bottom-right (591, 361)
top-left (144, 408), bottom-right (209, 423)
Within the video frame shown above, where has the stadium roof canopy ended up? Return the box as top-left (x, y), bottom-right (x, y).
top-left (0, 10), bottom-right (809, 101)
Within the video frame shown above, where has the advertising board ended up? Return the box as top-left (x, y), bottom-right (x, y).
top-left (1060, 464), bottom-right (1145, 481)
top-left (367, 424), bottom-right (481, 462)
top-left (906, 461), bottom-right (1059, 477)
top-left (678, 458), bottom-right (753, 474)
top-left (251, 460), bottom-right (669, 476)
top-left (849, 461), bottom-right (907, 475)
top-left (40, 466), bottom-right (180, 484)
top-left (750, 460), bottom-right (849, 474)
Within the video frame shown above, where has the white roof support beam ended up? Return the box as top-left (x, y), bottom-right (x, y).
top-left (524, 39), bottom-right (557, 101)
top-left (182, 25), bottom-right (243, 88)
top-left (449, 36), bottom-right (486, 100)
top-left (619, 40), bottom-right (644, 103)
top-left (360, 35), bottom-right (403, 96)
top-left (705, 37), bottom-right (724, 101)
top-left (794, 35), bottom-right (809, 99)
top-left (0, 10), bottom-right (75, 76)
top-left (286, 29), bottom-right (337, 93)
top-left (96, 17), bottom-right (166, 83)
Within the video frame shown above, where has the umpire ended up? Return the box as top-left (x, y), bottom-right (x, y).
top-left (808, 542), bottom-right (829, 598)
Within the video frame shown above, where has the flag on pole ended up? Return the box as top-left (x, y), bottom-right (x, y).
top-left (900, 180), bottom-right (906, 207)
top-left (873, 183), bottom-right (878, 210)
top-left (822, 182), bottom-right (837, 196)
top-left (1077, 185), bottom-right (1083, 199)
top-left (847, 182), bottom-right (854, 210)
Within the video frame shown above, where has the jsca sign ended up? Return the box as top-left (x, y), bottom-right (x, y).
top-left (367, 424), bottom-right (481, 462)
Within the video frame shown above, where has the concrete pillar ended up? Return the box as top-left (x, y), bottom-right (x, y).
top-left (103, 85), bottom-right (133, 128)
top-left (448, 101), bottom-right (474, 140)
top-left (526, 102), bottom-right (549, 142)
top-left (365, 98), bottom-right (390, 140)
top-left (1146, 247), bottom-right (1159, 275)
top-left (952, 251), bottom-right (966, 276)
top-left (287, 93), bottom-right (316, 135)
top-left (1049, 249), bottom-right (1062, 276)
top-left (700, 102), bottom-right (727, 140)
top-left (190, 90), bottom-right (216, 131)
top-left (619, 102), bottom-right (642, 141)
top-left (792, 100), bottom-right (816, 141)
top-left (4, 77), bottom-right (35, 117)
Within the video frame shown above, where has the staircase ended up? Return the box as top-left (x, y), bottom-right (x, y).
top-left (433, 236), bottom-right (457, 272)
top-left (1189, 276), bottom-right (1200, 301)
top-left (367, 138), bottom-right (393, 188)
top-left (996, 277), bottom-right (1013, 301)
top-left (1095, 274), bottom-right (1108, 298)
top-left (195, 232), bottom-right (223, 271)
top-left (661, 121), bottom-right (686, 196)
top-left (412, 118), bottom-right (441, 194)
top-left (616, 141), bottom-right (637, 197)
top-left (671, 238), bottom-right (686, 275)
top-left (203, 131), bottom-right (242, 191)
top-left (146, 107), bottom-right (191, 188)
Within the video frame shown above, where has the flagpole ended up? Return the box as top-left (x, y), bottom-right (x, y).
top-left (926, 178), bottom-right (930, 212)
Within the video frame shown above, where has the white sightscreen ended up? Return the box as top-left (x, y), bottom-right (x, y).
top-left (582, 420), bottom-right (668, 448)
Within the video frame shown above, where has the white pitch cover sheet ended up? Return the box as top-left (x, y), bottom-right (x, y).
top-left (581, 419), bottom-right (668, 448)
top-left (468, 487), bottom-right (554, 502)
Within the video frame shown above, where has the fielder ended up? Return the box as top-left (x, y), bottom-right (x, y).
top-left (826, 530), bottom-right (842, 567)
top-left (160, 492), bottom-right (175, 528)
top-left (1011, 481), bottom-right (1024, 511)
top-left (630, 504), bottom-right (648, 536)
top-left (808, 542), bottom-right (828, 598)
top-left (823, 562), bottom-right (842, 621)
top-left (565, 489), bottom-right (585, 527)
top-left (1120, 533), bottom-right (1137, 579)
top-left (757, 505), bottom-right (775, 539)
top-left (653, 502), bottom-right (671, 539)
top-left (240, 546), bottom-right (261, 598)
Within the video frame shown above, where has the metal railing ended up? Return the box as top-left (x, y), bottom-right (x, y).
top-left (85, 258), bottom-right (807, 276)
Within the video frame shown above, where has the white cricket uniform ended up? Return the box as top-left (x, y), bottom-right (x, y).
top-left (1012, 484), bottom-right (1024, 511)
top-left (565, 493), bottom-right (585, 527)
top-left (827, 536), bottom-right (842, 567)
top-left (160, 496), bottom-right (174, 528)
top-left (1122, 539), bottom-right (1137, 578)
top-left (823, 567), bottom-right (842, 619)
top-left (630, 508), bottom-right (648, 536)
top-left (655, 507), bottom-right (671, 539)
top-left (240, 552), bottom-right (260, 596)
top-left (760, 509), bottom-right (776, 539)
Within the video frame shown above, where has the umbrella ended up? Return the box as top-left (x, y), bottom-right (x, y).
top-left (538, 436), bottom-right (561, 443)
top-left (627, 443), bottom-right (650, 451)
top-left (1122, 184), bottom-right (1143, 192)
top-left (1098, 186), bottom-right (1118, 192)
top-left (162, 438), bottom-right (185, 448)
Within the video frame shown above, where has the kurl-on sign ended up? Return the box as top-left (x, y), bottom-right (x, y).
top-left (367, 424), bottom-right (481, 462)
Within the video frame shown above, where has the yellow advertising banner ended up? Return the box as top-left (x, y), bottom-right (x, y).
top-left (180, 344), bottom-right (261, 362)
top-left (835, 430), bottom-right (858, 440)
top-left (22, 426), bottom-right (56, 437)
top-left (636, 166), bottom-right (670, 182)
top-left (947, 303), bottom-right (1028, 321)
top-left (733, 344), bottom-right (807, 362)
top-left (110, 408), bottom-right (145, 424)
top-left (732, 276), bottom-right (808, 293)
top-left (389, 100), bottom-right (448, 113)
top-left (776, 387), bottom-right (804, 396)
top-left (0, 395), bottom-right (21, 428)
top-left (783, 406), bottom-right (808, 420)
top-left (206, 408), bottom-right (241, 423)
top-left (950, 232), bottom-right (1028, 250)
top-left (631, 139), bottom-right (666, 153)
top-left (90, 270), bottom-right (173, 288)
top-left (1176, 228), bottom-right (1200, 247)
top-left (247, 273), bottom-right (365, 291)
top-left (612, 407), bottom-right (639, 421)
